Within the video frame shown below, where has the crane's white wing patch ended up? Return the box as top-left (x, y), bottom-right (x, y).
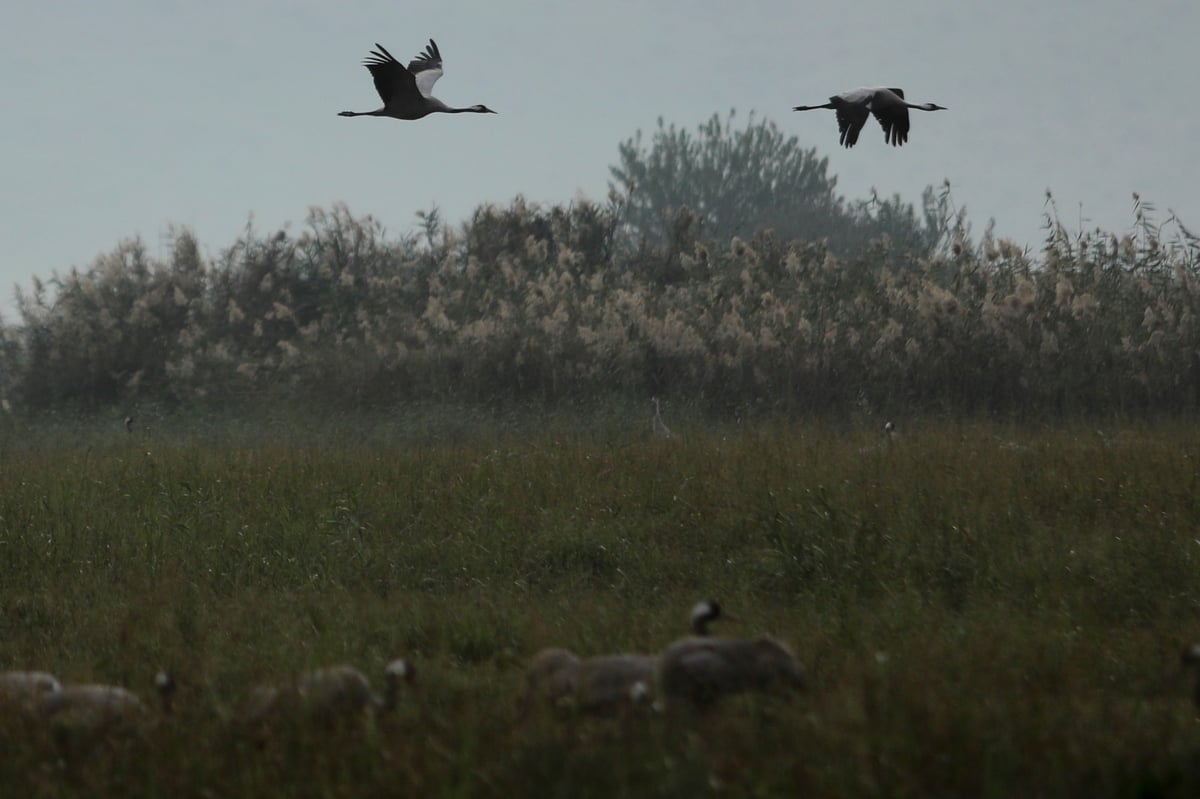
top-left (408, 40), bottom-right (445, 98)
top-left (413, 66), bottom-right (444, 98)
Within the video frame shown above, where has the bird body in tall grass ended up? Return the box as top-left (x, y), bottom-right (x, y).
top-left (0, 670), bottom-right (62, 714)
top-left (518, 648), bottom-right (580, 715)
top-left (241, 659), bottom-right (412, 731)
top-left (573, 654), bottom-right (659, 713)
top-left (658, 600), bottom-right (805, 705)
top-left (659, 636), bottom-right (805, 705)
top-left (0, 670), bottom-right (62, 698)
top-left (521, 648), bottom-right (659, 715)
top-left (40, 684), bottom-right (146, 725)
top-left (38, 672), bottom-right (174, 736)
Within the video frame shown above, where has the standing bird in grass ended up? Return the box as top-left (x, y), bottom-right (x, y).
top-left (39, 671), bottom-right (175, 736)
top-left (338, 40), bottom-right (496, 121)
top-left (658, 601), bottom-right (805, 706)
top-left (792, 88), bottom-right (946, 148)
top-left (572, 654), bottom-right (660, 714)
top-left (0, 670), bottom-right (62, 713)
top-left (519, 648), bottom-right (659, 716)
top-left (518, 648), bottom-right (581, 715)
top-left (241, 659), bottom-right (413, 733)
top-left (651, 397), bottom-right (674, 440)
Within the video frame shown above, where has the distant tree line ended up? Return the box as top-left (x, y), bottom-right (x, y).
top-left (1, 115), bottom-right (1198, 418)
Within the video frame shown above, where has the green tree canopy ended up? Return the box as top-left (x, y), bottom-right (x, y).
top-left (609, 110), bottom-right (936, 256)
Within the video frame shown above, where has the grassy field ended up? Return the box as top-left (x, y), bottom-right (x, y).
top-left (1, 406), bottom-right (1199, 797)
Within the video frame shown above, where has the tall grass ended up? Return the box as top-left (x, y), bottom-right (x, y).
top-left (5, 192), bottom-right (1199, 418)
top-left (2, 412), bottom-right (1199, 796)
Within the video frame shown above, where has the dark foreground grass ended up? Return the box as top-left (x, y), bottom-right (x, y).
top-left (2, 407), bottom-right (1200, 797)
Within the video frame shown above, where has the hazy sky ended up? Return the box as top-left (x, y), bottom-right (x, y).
top-left (2, 1), bottom-right (1196, 318)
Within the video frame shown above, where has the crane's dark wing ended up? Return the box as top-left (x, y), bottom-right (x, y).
top-left (362, 43), bottom-right (418, 106)
top-left (888, 87), bottom-right (905, 100)
top-left (833, 103), bottom-right (870, 148)
top-left (407, 39), bottom-right (444, 98)
top-left (872, 104), bottom-right (910, 146)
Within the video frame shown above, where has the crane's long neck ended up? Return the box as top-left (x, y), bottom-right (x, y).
top-left (691, 603), bottom-right (719, 635)
top-left (382, 681), bottom-right (398, 712)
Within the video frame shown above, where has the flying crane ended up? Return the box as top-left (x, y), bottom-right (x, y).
top-left (339, 40), bottom-right (496, 121)
top-left (793, 87), bottom-right (946, 148)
